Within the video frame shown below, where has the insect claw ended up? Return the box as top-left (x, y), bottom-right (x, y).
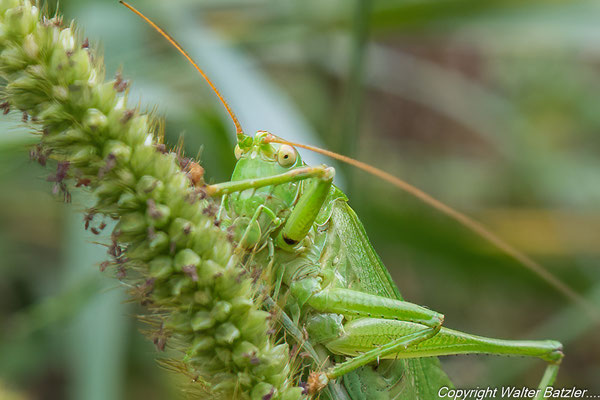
top-left (307, 371), bottom-right (329, 395)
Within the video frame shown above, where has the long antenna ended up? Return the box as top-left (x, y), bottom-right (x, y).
top-left (265, 134), bottom-right (599, 320)
top-left (120, 1), bottom-right (246, 142)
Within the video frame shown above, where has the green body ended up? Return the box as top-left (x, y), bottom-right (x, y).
top-left (279, 193), bottom-right (454, 399)
top-left (210, 132), bottom-right (563, 400)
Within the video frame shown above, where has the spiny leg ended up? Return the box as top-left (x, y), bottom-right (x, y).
top-left (535, 364), bottom-right (560, 400)
top-left (298, 285), bottom-right (445, 392)
top-left (327, 326), bottom-right (440, 380)
top-left (215, 194), bottom-right (227, 222)
top-left (299, 286), bottom-right (444, 328)
top-left (205, 166), bottom-right (334, 197)
top-left (277, 171), bottom-right (333, 248)
top-left (235, 204), bottom-right (280, 250)
top-left (322, 318), bottom-right (563, 399)
top-left (306, 325), bottom-right (441, 395)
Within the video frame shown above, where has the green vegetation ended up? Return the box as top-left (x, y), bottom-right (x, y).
top-left (1, 0), bottom-right (599, 399)
top-left (0, 1), bottom-right (302, 398)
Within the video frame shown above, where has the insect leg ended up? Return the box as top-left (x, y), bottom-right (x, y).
top-left (535, 364), bottom-right (560, 400)
top-left (270, 241), bottom-right (286, 300)
top-left (327, 326), bottom-right (439, 380)
top-left (205, 166), bottom-right (334, 196)
top-left (235, 204), bottom-right (280, 250)
top-left (215, 194), bottom-right (226, 221)
top-left (325, 318), bottom-right (563, 399)
top-left (305, 324), bottom-right (440, 395)
top-left (302, 287), bottom-right (444, 328)
top-left (326, 318), bottom-right (563, 364)
top-left (278, 171), bottom-right (333, 248)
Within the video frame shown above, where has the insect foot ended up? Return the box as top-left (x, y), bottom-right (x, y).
top-left (306, 371), bottom-right (329, 396)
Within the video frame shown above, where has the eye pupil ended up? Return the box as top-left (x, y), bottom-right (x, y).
top-left (277, 145), bottom-right (297, 167)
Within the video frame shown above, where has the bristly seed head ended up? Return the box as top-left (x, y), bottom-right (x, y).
top-left (76, 177), bottom-right (91, 187)
top-left (116, 266), bottom-right (126, 279)
top-left (47, 161), bottom-right (70, 183)
top-left (182, 265), bottom-right (199, 282)
top-left (0, 1), bottom-right (304, 397)
top-left (154, 143), bottom-right (167, 154)
top-left (113, 72), bottom-right (129, 92)
top-left (121, 109), bottom-right (134, 124)
top-left (202, 203), bottom-right (217, 217)
top-left (146, 199), bottom-right (163, 219)
top-left (29, 144), bottom-right (50, 166)
top-left (84, 211), bottom-right (95, 230)
top-left (262, 388), bottom-right (275, 400)
top-left (99, 261), bottom-right (109, 272)
top-left (147, 226), bottom-right (156, 239)
top-left (98, 153), bottom-right (116, 178)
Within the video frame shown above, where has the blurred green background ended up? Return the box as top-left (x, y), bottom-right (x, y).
top-left (1, 0), bottom-right (600, 399)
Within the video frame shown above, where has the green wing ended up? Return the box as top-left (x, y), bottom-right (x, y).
top-left (340, 359), bottom-right (453, 400)
top-left (327, 200), bottom-right (453, 399)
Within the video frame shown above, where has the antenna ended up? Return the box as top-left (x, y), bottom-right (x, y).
top-left (120, 1), bottom-right (246, 142)
top-left (264, 134), bottom-right (599, 320)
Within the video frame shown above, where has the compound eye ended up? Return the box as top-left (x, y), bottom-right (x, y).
top-left (234, 144), bottom-right (243, 160)
top-left (277, 145), bottom-right (297, 167)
